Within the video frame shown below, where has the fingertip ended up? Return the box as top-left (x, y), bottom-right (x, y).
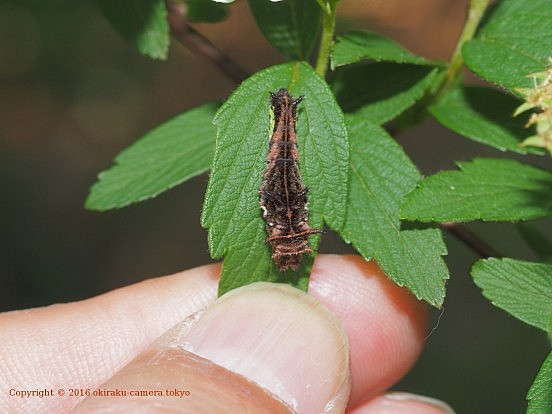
top-left (183, 282), bottom-right (351, 413)
top-left (349, 392), bottom-right (455, 414)
top-left (74, 282), bottom-right (351, 414)
top-left (309, 255), bottom-right (428, 403)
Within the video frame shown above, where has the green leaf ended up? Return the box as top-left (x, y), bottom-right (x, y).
top-left (248, 0), bottom-right (322, 60)
top-left (462, 0), bottom-right (552, 92)
top-left (186, 0), bottom-right (228, 23)
top-left (201, 62), bottom-right (349, 295)
top-left (527, 352), bottom-right (552, 414)
top-left (340, 115), bottom-right (448, 307)
top-left (332, 62), bottom-right (437, 124)
top-left (95, 0), bottom-right (169, 59)
top-left (430, 86), bottom-right (543, 154)
top-left (331, 30), bottom-right (437, 68)
top-left (401, 158), bottom-right (552, 222)
top-left (472, 258), bottom-right (552, 331)
top-left (86, 102), bottom-right (218, 211)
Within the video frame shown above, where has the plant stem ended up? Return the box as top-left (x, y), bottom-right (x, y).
top-left (439, 0), bottom-right (490, 94)
top-left (440, 222), bottom-right (501, 258)
top-left (166, 1), bottom-right (249, 85)
top-left (314, 2), bottom-right (338, 78)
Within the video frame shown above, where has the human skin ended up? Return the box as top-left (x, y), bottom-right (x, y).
top-left (0, 254), bottom-right (453, 413)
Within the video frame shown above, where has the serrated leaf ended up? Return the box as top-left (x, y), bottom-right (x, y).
top-left (331, 30), bottom-right (437, 68)
top-left (401, 158), bottom-right (552, 222)
top-left (472, 257), bottom-right (552, 331)
top-left (186, 0), bottom-right (228, 22)
top-left (527, 352), bottom-right (552, 414)
top-left (430, 86), bottom-right (544, 154)
top-left (95, 0), bottom-right (169, 59)
top-left (332, 62), bottom-right (437, 124)
top-left (340, 115), bottom-right (448, 307)
top-left (202, 62), bottom-right (349, 295)
top-left (462, 0), bottom-right (552, 93)
top-left (86, 102), bottom-right (218, 210)
top-left (248, 0), bottom-right (321, 60)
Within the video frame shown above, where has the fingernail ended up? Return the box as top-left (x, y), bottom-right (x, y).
top-left (384, 392), bottom-right (456, 414)
top-left (181, 282), bottom-right (351, 414)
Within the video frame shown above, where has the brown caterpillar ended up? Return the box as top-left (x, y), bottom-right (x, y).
top-left (259, 88), bottom-right (321, 271)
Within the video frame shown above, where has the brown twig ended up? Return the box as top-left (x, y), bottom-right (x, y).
top-left (165, 1), bottom-right (249, 85)
top-left (440, 222), bottom-right (502, 258)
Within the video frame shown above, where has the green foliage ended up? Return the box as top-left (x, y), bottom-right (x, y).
top-left (95, 0), bottom-right (169, 59)
top-left (527, 352), bottom-right (552, 414)
top-left (330, 29), bottom-right (439, 124)
top-left (341, 116), bottom-right (448, 307)
top-left (332, 63), bottom-right (437, 124)
top-left (462, 0), bottom-right (552, 93)
top-left (472, 258), bottom-right (552, 331)
top-left (430, 86), bottom-right (543, 154)
top-left (201, 62), bottom-right (348, 296)
top-left (401, 158), bottom-right (552, 222)
top-left (86, 103), bottom-right (218, 210)
top-left (331, 30), bottom-right (437, 68)
top-left (248, 0), bottom-right (322, 60)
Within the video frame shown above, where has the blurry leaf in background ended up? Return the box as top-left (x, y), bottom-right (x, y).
top-left (86, 102), bottom-right (218, 211)
top-left (332, 63), bottom-right (437, 124)
top-left (95, 0), bottom-right (169, 59)
top-left (472, 257), bottom-right (552, 332)
top-left (186, 0), bottom-right (229, 23)
top-left (401, 158), bottom-right (552, 222)
top-left (462, 0), bottom-right (552, 93)
top-left (340, 115), bottom-right (448, 307)
top-left (248, 0), bottom-right (322, 60)
top-left (430, 86), bottom-right (544, 154)
top-left (201, 62), bottom-right (348, 296)
top-left (331, 30), bottom-right (438, 68)
top-left (517, 223), bottom-right (552, 263)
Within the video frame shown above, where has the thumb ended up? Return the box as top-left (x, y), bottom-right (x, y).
top-left (73, 282), bottom-right (351, 413)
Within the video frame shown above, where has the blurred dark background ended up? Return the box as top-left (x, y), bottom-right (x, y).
top-left (0, 1), bottom-right (549, 413)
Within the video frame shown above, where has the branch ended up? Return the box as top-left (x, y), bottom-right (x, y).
top-left (440, 222), bottom-right (502, 258)
top-left (437, 0), bottom-right (490, 96)
top-left (166, 1), bottom-right (249, 85)
top-left (314, 1), bottom-right (337, 78)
